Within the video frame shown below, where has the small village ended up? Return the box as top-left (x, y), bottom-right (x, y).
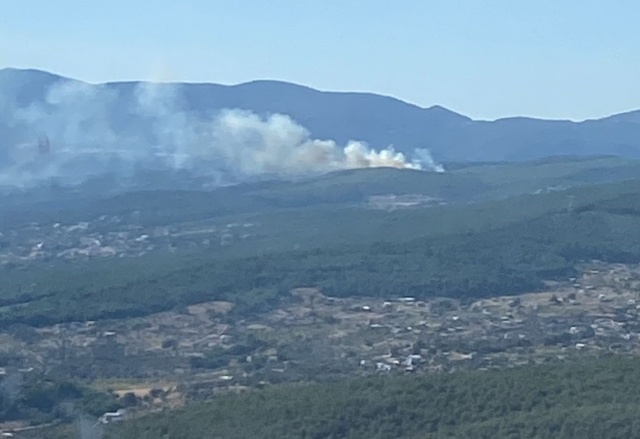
top-left (0, 216), bottom-right (257, 267)
top-left (0, 191), bottom-right (450, 269)
top-left (2, 261), bottom-right (640, 429)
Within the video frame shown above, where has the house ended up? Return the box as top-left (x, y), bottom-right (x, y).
top-left (99, 409), bottom-right (126, 424)
top-left (403, 354), bottom-right (422, 367)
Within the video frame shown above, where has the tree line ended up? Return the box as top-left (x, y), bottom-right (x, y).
top-left (2, 186), bottom-right (640, 327)
top-left (112, 355), bottom-right (640, 439)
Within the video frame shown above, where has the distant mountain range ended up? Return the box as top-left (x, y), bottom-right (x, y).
top-left (1, 67), bottom-right (640, 163)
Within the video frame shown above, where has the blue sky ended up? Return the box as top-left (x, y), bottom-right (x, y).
top-left (1, 0), bottom-right (638, 120)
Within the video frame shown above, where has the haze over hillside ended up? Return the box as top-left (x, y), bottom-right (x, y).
top-left (0, 68), bottom-right (443, 190)
top-left (1, 68), bottom-right (640, 190)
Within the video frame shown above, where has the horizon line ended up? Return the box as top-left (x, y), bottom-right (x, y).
top-left (1, 66), bottom-right (638, 124)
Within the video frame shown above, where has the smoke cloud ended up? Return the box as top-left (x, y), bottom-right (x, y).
top-left (75, 414), bottom-right (104, 439)
top-left (0, 79), bottom-right (444, 189)
top-left (209, 110), bottom-right (429, 175)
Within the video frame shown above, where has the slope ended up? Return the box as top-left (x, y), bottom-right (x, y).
top-left (3, 155), bottom-right (640, 230)
top-left (4, 180), bottom-right (640, 326)
top-left (112, 355), bottom-right (640, 439)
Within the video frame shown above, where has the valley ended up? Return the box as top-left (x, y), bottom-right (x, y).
top-left (3, 159), bottom-right (640, 437)
top-left (3, 261), bottom-right (640, 433)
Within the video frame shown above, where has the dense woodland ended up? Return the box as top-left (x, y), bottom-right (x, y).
top-left (2, 181), bottom-right (640, 326)
top-left (2, 156), bottom-right (638, 229)
top-left (0, 373), bottom-right (121, 425)
top-left (111, 355), bottom-right (640, 439)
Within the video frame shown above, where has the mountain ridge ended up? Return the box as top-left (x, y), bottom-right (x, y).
top-left (2, 67), bottom-right (640, 162)
top-left (4, 67), bottom-right (637, 123)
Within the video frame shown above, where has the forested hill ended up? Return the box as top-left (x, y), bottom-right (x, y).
top-left (111, 355), bottom-right (640, 439)
top-left (3, 180), bottom-right (640, 327)
top-left (4, 155), bottom-right (640, 230)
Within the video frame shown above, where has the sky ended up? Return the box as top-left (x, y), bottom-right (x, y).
top-left (1, 0), bottom-right (639, 121)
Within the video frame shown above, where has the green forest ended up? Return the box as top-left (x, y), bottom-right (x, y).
top-left (0, 373), bottom-right (121, 425)
top-left (112, 355), bottom-right (640, 439)
top-left (3, 155), bottom-right (639, 230)
top-left (3, 180), bottom-right (640, 326)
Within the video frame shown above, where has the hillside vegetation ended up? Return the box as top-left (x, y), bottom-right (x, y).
top-left (111, 355), bottom-right (640, 439)
top-left (0, 373), bottom-right (121, 425)
top-left (3, 180), bottom-right (640, 326)
top-left (3, 155), bottom-right (640, 229)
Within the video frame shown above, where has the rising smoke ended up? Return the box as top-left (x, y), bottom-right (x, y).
top-left (209, 110), bottom-right (427, 175)
top-left (0, 79), bottom-right (445, 189)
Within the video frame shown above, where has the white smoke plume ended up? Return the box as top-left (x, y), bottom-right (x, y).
top-left (0, 79), bottom-right (445, 189)
top-left (209, 110), bottom-right (427, 175)
top-left (413, 148), bottom-right (445, 173)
